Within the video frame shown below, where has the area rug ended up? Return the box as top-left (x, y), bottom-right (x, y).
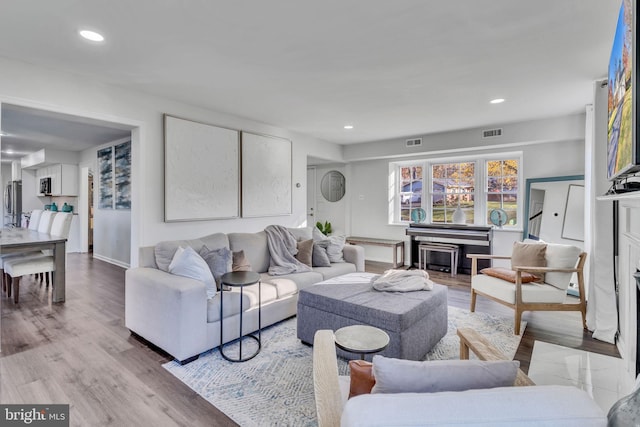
top-left (163, 307), bottom-right (525, 427)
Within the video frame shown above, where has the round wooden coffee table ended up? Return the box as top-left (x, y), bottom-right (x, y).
top-left (334, 325), bottom-right (390, 360)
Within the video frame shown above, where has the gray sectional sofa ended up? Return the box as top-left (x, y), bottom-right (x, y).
top-left (125, 228), bottom-right (365, 363)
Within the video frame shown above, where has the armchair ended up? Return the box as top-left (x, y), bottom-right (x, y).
top-left (468, 242), bottom-right (587, 335)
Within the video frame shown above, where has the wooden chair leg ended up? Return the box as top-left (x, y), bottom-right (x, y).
top-left (45, 272), bottom-right (50, 286)
top-left (0, 269), bottom-right (4, 293)
top-left (7, 276), bottom-right (12, 298)
top-left (514, 309), bottom-right (522, 335)
top-left (13, 276), bottom-right (20, 304)
top-left (470, 289), bottom-right (477, 312)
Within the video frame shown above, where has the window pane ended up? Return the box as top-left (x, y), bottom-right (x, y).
top-left (503, 176), bottom-right (518, 192)
top-left (503, 160), bottom-right (518, 176)
top-left (412, 166), bottom-right (423, 180)
top-left (487, 160), bottom-right (501, 176)
top-left (505, 209), bottom-right (518, 226)
top-left (432, 209), bottom-right (446, 223)
top-left (401, 209), bottom-right (411, 222)
top-left (433, 178), bottom-right (446, 192)
top-left (488, 177), bottom-right (501, 192)
top-left (432, 164), bottom-right (445, 178)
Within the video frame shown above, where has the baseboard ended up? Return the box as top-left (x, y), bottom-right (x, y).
top-left (92, 253), bottom-right (130, 269)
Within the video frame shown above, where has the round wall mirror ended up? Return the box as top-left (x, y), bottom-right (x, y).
top-left (320, 170), bottom-right (346, 202)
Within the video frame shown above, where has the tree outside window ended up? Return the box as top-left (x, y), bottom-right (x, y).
top-left (431, 162), bottom-right (475, 223)
top-left (486, 159), bottom-right (518, 226)
top-left (399, 165), bottom-right (423, 222)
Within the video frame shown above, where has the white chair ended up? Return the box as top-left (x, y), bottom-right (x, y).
top-left (4, 213), bottom-right (73, 303)
top-left (1, 209), bottom-right (45, 295)
top-left (37, 210), bottom-right (56, 234)
top-left (468, 241), bottom-right (587, 335)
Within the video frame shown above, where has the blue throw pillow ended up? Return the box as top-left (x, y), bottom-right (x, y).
top-left (199, 245), bottom-right (233, 290)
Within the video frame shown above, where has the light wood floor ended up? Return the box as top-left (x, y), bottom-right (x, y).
top-left (0, 256), bottom-right (620, 426)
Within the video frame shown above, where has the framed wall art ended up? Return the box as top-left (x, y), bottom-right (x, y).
top-left (241, 132), bottom-right (292, 217)
top-left (164, 114), bottom-right (240, 222)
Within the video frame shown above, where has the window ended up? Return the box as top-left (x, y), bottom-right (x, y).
top-left (431, 162), bottom-right (475, 223)
top-left (391, 153), bottom-right (521, 227)
top-left (486, 159), bottom-right (519, 226)
top-left (399, 165), bottom-right (423, 222)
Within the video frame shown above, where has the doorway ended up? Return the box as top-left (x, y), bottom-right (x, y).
top-left (88, 172), bottom-right (94, 253)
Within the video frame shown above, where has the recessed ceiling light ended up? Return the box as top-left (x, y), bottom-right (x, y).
top-left (344, 125), bottom-right (354, 130)
top-left (490, 98), bottom-right (505, 104)
top-left (79, 29), bottom-right (105, 42)
top-left (5, 149), bottom-right (13, 154)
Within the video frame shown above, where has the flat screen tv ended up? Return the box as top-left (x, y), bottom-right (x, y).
top-left (607, 0), bottom-right (640, 182)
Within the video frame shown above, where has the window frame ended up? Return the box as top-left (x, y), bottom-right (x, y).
top-left (389, 152), bottom-right (523, 229)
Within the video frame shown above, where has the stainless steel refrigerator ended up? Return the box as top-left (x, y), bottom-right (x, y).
top-left (4, 180), bottom-right (22, 227)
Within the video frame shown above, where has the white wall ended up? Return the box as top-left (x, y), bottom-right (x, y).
top-left (0, 57), bottom-right (344, 267)
top-left (346, 122), bottom-right (586, 264)
top-left (312, 164), bottom-right (347, 235)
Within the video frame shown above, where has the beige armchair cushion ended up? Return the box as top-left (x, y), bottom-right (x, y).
top-left (472, 274), bottom-right (566, 304)
top-left (544, 243), bottom-right (583, 290)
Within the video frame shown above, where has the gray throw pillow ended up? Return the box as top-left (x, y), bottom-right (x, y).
top-left (371, 355), bottom-right (519, 394)
top-left (312, 241), bottom-right (331, 267)
top-left (199, 245), bottom-right (232, 289)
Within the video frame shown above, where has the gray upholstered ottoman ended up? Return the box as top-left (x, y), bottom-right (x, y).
top-left (297, 272), bottom-right (448, 361)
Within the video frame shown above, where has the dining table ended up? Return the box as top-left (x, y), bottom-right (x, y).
top-left (0, 227), bottom-right (67, 303)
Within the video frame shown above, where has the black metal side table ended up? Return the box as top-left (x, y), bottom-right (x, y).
top-left (219, 271), bottom-right (262, 362)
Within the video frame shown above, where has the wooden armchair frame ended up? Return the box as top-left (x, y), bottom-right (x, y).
top-left (467, 253), bottom-right (587, 335)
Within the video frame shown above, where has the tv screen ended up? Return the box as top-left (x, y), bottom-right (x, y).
top-left (607, 0), bottom-right (640, 181)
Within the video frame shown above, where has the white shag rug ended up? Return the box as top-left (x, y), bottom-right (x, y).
top-left (163, 306), bottom-right (525, 427)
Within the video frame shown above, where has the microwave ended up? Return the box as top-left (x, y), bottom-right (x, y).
top-left (40, 177), bottom-right (51, 195)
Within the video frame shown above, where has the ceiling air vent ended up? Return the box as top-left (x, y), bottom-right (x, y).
top-left (406, 138), bottom-right (422, 147)
top-left (482, 128), bottom-right (503, 138)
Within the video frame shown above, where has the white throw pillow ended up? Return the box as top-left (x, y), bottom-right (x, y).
top-left (326, 235), bottom-right (346, 263)
top-left (371, 355), bottom-right (519, 394)
top-left (544, 243), bottom-right (582, 290)
top-left (168, 246), bottom-right (217, 299)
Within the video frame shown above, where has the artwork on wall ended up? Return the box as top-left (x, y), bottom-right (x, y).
top-left (98, 147), bottom-right (113, 209)
top-left (164, 115), bottom-right (240, 222)
top-left (241, 132), bottom-right (292, 217)
top-left (114, 141), bottom-right (131, 210)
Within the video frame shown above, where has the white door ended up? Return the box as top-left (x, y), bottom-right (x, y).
top-left (307, 167), bottom-right (316, 226)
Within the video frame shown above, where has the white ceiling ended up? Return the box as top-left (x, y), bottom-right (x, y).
top-left (0, 0), bottom-right (621, 155)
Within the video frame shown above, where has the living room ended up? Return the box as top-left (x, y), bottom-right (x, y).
top-left (1, 1), bottom-right (639, 425)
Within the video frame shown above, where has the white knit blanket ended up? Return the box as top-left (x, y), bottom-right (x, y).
top-left (371, 269), bottom-right (434, 292)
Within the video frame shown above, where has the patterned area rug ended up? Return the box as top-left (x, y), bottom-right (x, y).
top-left (163, 306), bottom-right (525, 427)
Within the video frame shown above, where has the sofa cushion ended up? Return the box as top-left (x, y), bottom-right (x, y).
top-left (341, 385), bottom-right (607, 427)
top-left (228, 231), bottom-right (270, 273)
top-left (544, 243), bottom-right (582, 290)
top-left (312, 241), bottom-right (331, 267)
top-left (288, 226), bottom-right (313, 241)
top-left (295, 239), bottom-right (314, 267)
top-left (199, 245), bottom-right (232, 289)
top-left (371, 356), bottom-right (519, 394)
top-left (313, 262), bottom-right (357, 280)
top-left (231, 282), bottom-right (278, 306)
top-left (155, 238), bottom-right (204, 272)
top-left (263, 277), bottom-right (298, 298)
top-left (199, 233), bottom-right (230, 251)
top-left (168, 246), bottom-right (217, 299)
top-left (206, 291), bottom-right (251, 322)
top-left (261, 271), bottom-right (324, 292)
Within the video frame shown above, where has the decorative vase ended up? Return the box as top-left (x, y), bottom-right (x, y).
top-left (50, 202), bottom-right (58, 212)
top-left (607, 384), bottom-right (640, 426)
top-left (452, 205), bottom-right (466, 224)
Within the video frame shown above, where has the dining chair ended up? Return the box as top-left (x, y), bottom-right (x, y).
top-left (1, 209), bottom-right (45, 295)
top-left (4, 212), bottom-right (73, 303)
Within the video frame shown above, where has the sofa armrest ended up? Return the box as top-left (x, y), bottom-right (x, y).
top-left (343, 245), bottom-right (365, 272)
top-left (313, 330), bottom-right (343, 427)
top-left (125, 267), bottom-right (208, 362)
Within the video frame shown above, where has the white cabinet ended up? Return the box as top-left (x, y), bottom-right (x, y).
top-left (35, 164), bottom-right (78, 196)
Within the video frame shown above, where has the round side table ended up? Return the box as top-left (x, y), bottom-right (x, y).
top-left (219, 271), bottom-right (261, 362)
top-left (334, 324), bottom-right (390, 360)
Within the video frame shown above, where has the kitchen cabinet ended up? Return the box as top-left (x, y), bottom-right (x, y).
top-left (36, 164), bottom-right (78, 196)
